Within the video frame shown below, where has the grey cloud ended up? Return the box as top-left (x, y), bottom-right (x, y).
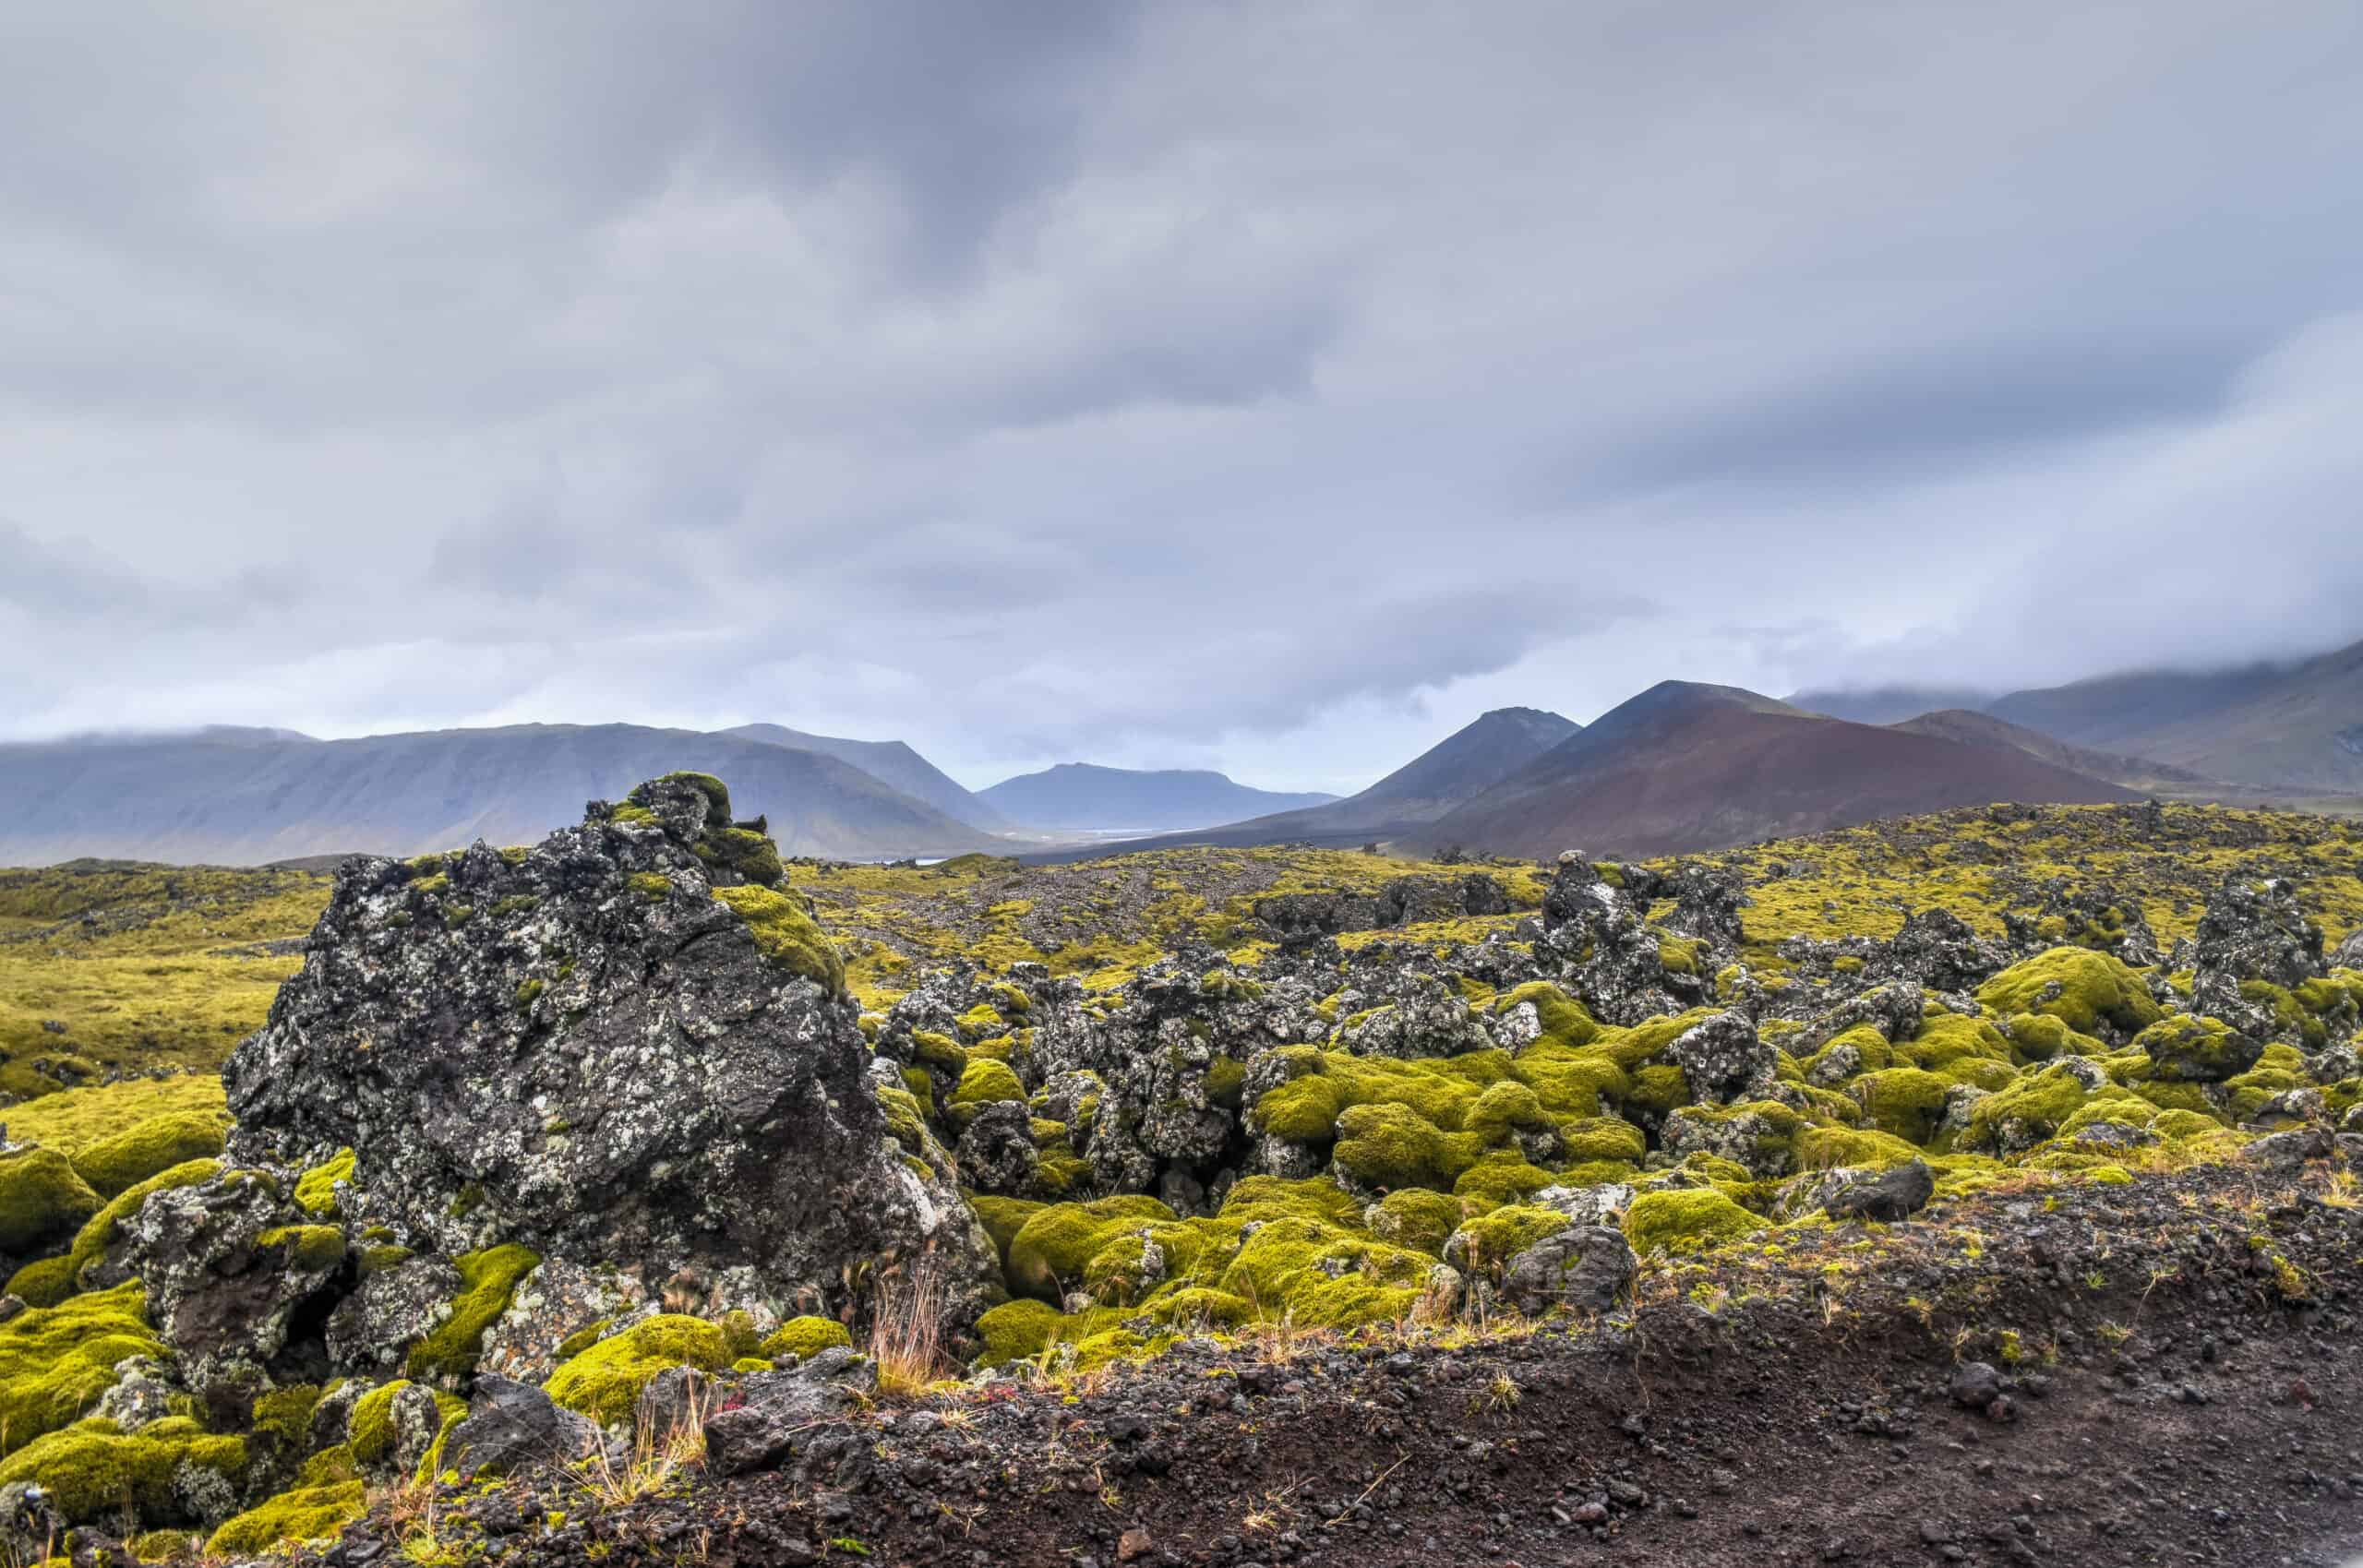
top-left (3, 3), bottom-right (2362, 794)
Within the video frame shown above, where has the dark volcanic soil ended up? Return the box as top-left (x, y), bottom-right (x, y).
top-left (304, 1156), bottom-right (2363, 1568)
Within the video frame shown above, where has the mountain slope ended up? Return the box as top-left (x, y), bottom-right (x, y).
top-left (1887, 709), bottom-right (2220, 793)
top-left (1984, 637), bottom-right (2363, 792)
top-left (721, 722), bottom-right (1014, 832)
top-left (1412, 681), bottom-right (2138, 859)
top-left (978, 763), bottom-right (1336, 834)
top-left (1339, 705), bottom-right (1582, 821)
top-left (0, 724), bottom-right (998, 865)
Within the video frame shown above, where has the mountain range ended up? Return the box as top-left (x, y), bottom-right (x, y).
top-left (1790, 634), bottom-right (2363, 794)
top-left (975, 763), bottom-right (1335, 834)
top-left (0, 724), bottom-right (1000, 865)
top-left (7, 633), bottom-right (2361, 868)
top-left (1400, 683), bottom-right (2138, 860)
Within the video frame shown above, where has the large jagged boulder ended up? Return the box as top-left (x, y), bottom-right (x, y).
top-left (224, 774), bottom-right (999, 1334)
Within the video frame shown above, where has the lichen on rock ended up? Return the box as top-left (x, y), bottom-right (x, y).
top-left (222, 782), bottom-right (1000, 1336)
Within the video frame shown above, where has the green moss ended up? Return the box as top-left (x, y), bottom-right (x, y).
top-left (1005, 1196), bottom-right (1176, 1302)
top-left (346, 1382), bottom-right (406, 1465)
top-left (0, 1283), bottom-right (165, 1459)
top-left (1451, 1203), bottom-right (1571, 1269)
top-left (555, 1320), bottom-right (612, 1360)
top-left (711, 827), bottom-right (785, 888)
top-left (1559, 1116), bottom-right (1648, 1165)
top-left (908, 1029), bottom-right (968, 1081)
top-left (1961, 1063), bottom-right (2141, 1153)
top-left (1492, 981), bottom-right (1600, 1047)
top-left (713, 883), bottom-right (846, 997)
top-left (1656, 934), bottom-right (1702, 976)
top-left (514, 977), bottom-right (545, 1010)
top-left (631, 771), bottom-right (733, 820)
top-left (1973, 947), bottom-right (2163, 1036)
top-left (65, 1110), bottom-right (229, 1200)
top-left (1368, 1188), bottom-right (1465, 1256)
top-left (66, 1157), bottom-right (220, 1287)
top-left (545, 1314), bottom-right (734, 1428)
top-left (946, 1059), bottom-right (1026, 1130)
top-left (757, 1316), bottom-right (852, 1360)
top-left (606, 803), bottom-right (659, 829)
top-left (2001, 1012), bottom-right (2105, 1060)
top-left (406, 1243), bottom-right (540, 1382)
top-left (1795, 1124), bottom-right (1922, 1169)
top-left (1205, 1054), bottom-right (1247, 1107)
top-left (628, 871), bottom-right (674, 903)
top-left (0, 1146), bottom-right (102, 1253)
top-left (1330, 1101), bottom-right (1456, 1191)
top-left (2131, 1015), bottom-right (2262, 1082)
top-left (975, 1298), bottom-right (1067, 1366)
top-left (967, 1195), bottom-right (1045, 1267)
top-left (257, 1225), bottom-right (349, 1272)
top-left (0, 1417), bottom-right (246, 1523)
top-left (1451, 1153), bottom-right (1556, 1211)
top-left (206, 1446), bottom-right (363, 1555)
top-left (250, 1384), bottom-right (324, 1451)
top-left (1622, 1189), bottom-right (1761, 1257)
top-left (6, 1253), bottom-right (78, 1308)
top-left (874, 1083), bottom-right (933, 1159)
top-left (954, 1002), bottom-right (1009, 1041)
top-left (1199, 969), bottom-right (1266, 1001)
top-left (293, 1148), bottom-right (356, 1217)
top-left (1852, 1068), bottom-right (1951, 1143)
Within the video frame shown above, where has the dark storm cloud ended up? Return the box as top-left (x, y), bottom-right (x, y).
top-left (4, 2), bottom-right (2362, 789)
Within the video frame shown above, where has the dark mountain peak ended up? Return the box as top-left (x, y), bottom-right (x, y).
top-left (1411, 679), bottom-right (2133, 860)
top-left (1346, 706), bottom-right (1582, 816)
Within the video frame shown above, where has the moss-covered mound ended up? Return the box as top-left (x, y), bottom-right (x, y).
top-left (545, 1316), bottom-right (736, 1428)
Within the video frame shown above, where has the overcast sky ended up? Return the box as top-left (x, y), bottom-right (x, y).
top-left (5, 2), bottom-right (2361, 793)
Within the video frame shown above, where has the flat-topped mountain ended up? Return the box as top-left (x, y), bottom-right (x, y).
top-left (978, 762), bottom-right (1335, 834)
top-left (0, 724), bottom-right (997, 864)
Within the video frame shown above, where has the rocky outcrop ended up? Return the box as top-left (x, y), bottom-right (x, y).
top-left (1870, 908), bottom-right (2006, 993)
top-left (1253, 874), bottom-right (1514, 947)
top-left (1538, 856), bottom-right (1706, 1024)
top-left (2189, 877), bottom-right (2343, 1043)
top-left (223, 773), bottom-right (999, 1333)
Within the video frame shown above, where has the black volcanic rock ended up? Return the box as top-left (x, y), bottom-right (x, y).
top-left (223, 773), bottom-right (1000, 1332)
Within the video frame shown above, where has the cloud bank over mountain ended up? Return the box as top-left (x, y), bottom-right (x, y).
top-left (4, 2), bottom-right (2360, 791)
